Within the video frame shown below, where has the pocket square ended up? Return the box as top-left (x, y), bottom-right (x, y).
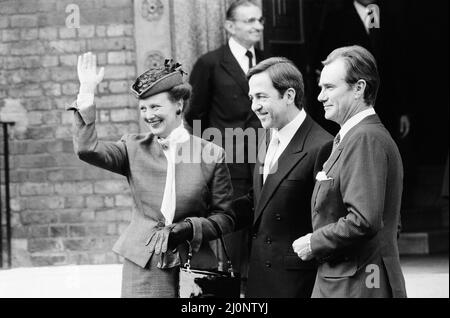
top-left (316, 171), bottom-right (332, 181)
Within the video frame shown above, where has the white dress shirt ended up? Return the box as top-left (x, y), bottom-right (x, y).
top-left (228, 37), bottom-right (256, 75)
top-left (263, 109), bottom-right (307, 182)
top-left (338, 108), bottom-right (376, 143)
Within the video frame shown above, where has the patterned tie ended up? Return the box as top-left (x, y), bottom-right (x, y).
top-left (245, 50), bottom-right (254, 71)
top-left (263, 132), bottom-right (280, 183)
top-left (322, 133), bottom-right (341, 170)
top-left (331, 133), bottom-right (341, 154)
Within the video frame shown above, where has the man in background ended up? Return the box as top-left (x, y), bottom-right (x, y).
top-left (313, 0), bottom-right (411, 141)
top-left (185, 0), bottom-right (266, 289)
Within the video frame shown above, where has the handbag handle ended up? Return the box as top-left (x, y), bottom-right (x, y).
top-left (183, 219), bottom-right (236, 277)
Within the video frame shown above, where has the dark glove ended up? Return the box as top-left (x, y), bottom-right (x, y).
top-left (167, 220), bottom-right (193, 251)
top-left (146, 225), bottom-right (175, 255)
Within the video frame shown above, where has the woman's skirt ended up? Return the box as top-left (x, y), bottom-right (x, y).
top-left (121, 255), bottom-right (179, 298)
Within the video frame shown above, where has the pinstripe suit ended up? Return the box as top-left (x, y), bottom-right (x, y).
top-left (310, 115), bottom-right (407, 298)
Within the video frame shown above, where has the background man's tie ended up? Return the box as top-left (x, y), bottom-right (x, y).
top-left (245, 50), bottom-right (254, 70)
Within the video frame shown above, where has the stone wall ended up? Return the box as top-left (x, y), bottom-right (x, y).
top-left (0, 0), bottom-right (138, 267)
top-left (0, 0), bottom-right (261, 268)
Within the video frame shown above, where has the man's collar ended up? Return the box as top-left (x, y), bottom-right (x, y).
top-left (339, 107), bottom-right (376, 141)
top-left (229, 37), bottom-right (255, 57)
top-left (272, 108), bottom-right (306, 147)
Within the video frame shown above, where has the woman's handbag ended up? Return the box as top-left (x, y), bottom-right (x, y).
top-left (178, 220), bottom-right (241, 298)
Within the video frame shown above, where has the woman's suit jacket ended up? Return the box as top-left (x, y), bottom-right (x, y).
top-left (68, 102), bottom-right (235, 269)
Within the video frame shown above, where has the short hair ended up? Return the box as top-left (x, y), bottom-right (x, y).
top-left (167, 83), bottom-right (191, 105)
top-left (322, 45), bottom-right (380, 106)
top-left (247, 57), bottom-right (305, 109)
top-left (226, 0), bottom-right (259, 20)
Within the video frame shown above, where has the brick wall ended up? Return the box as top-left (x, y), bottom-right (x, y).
top-left (0, 0), bottom-right (138, 267)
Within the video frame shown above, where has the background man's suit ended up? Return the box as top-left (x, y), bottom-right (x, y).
top-left (186, 44), bottom-right (265, 184)
top-left (234, 115), bottom-right (332, 297)
top-left (310, 114), bottom-right (407, 298)
top-left (312, 0), bottom-right (409, 137)
top-left (185, 43), bottom-right (265, 276)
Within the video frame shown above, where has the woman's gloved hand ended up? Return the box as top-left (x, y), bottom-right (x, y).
top-left (146, 220), bottom-right (193, 254)
top-left (146, 225), bottom-right (175, 255)
top-left (77, 52), bottom-right (104, 96)
top-left (167, 220), bottom-right (193, 251)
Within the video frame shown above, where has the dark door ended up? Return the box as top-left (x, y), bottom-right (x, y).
top-left (262, 0), bottom-right (342, 133)
top-left (262, 0), bottom-right (307, 73)
top-left (262, 0), bottom-right (449, 234)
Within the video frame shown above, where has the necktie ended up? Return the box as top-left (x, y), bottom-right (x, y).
top-left (331, 133), bottom-right (341, 154)
top-left (322, 133), bottom-right (341, 170)
top-left (263, 131), bottom-right (280, 183)
top-left (365, 7), bottom-right (381, 52)
top-left (245, 50), bottom-right (254, 71)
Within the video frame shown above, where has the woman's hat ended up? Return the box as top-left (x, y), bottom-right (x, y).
top-left (130, 59), bottom-right (186, 99)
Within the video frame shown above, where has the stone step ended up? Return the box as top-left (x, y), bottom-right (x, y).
top-left (399, 230), bottom-right (449, 255)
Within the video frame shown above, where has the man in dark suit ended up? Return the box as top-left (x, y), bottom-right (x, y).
top-left (185, 0), bottom-right (265, 281)
top-left (312, 0), bottom-right (411, 140)
top-left (294, 45), bottom-right (407, 298)
top-left (233, 57), bottom-right (332, 297)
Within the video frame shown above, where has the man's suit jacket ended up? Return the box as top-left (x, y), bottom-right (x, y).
top-left (310, 114), bottom-right (407, 298)
top-left (315, 1), bottom-right (408, 135)
top-left (69, 102), bottom-right (235, 270)
top-left (233, 115), bottom-right (332, 298)
top-left (186, 44), bottom-right (265, 180)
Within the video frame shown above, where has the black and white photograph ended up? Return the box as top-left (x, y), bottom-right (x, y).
top-left (0, 0), bottom-right (448, 303)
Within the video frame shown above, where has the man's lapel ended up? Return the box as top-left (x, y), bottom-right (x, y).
top-left (253, 116), bottom-right (313, 224)
top-left (310, 144), bottom-right (343, 212)
top-left (312, 114), bottom-right (383, 209)
top-left (323, 146), bottom-right (343, 174)
top-left (253, 129), bottom-right (270, 204)
top-left (220, 44), bottom-right (249, 95)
